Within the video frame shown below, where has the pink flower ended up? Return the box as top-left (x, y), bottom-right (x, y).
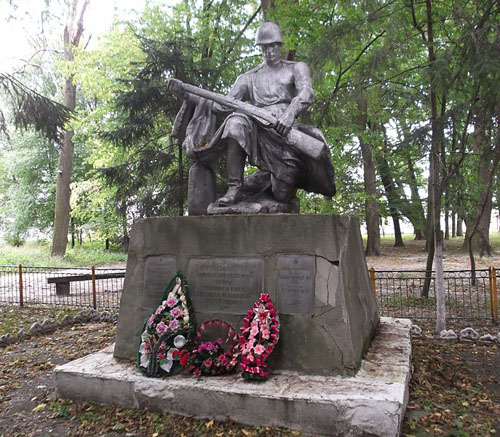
top-left (170, 308), bottom-right (182, 318)
top-left (250, 325), bottom-right (259, 337)
top-left (215, 337), bottom-right (223, 345)
top-left (168, 319), bottom-right (179, 330)
top-left (194, 368), bottom-right (201, 377)
top-left (204, 359), bottom-right (212, 368)
top-left (253, 344), bottom-right (266, 356)
top-left (157, 351), bottom-right (165, 359)
top-left (156, 321), bottom-right (168, 335)
top-left (261, 326), bottom-right (270, 340)
top-left (166, 297), bottom-right (178, 307)
top-left (155, 306), bottom-right (164, 315)
top-left (147, 314), bottom-right (156, 325)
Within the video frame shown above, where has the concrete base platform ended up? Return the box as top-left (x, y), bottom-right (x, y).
top-left (54, 317), bottom-right (411, 437)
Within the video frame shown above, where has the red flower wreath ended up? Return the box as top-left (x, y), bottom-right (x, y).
top-left (238, 293), bottom-right (280, 381)
top-left (178, 319), bottom-right (239, 377)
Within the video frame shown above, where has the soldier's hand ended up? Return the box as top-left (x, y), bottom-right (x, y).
top-left (275, 112), bottom-right (294, 137)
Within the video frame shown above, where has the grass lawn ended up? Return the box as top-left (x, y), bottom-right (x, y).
top-left (0, 241), bottom-right (126, 267)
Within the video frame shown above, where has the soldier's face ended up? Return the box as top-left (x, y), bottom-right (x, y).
top-left (260, 43), bottom-right (281, 65)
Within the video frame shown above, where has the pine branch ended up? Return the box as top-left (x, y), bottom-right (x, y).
top-left (0, 72), bottom-right (72, 143)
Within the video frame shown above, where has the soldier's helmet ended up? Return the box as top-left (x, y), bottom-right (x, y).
top-left (255, 22), bottom-right (284, 45)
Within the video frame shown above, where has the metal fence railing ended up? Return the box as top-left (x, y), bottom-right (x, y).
top-left (0, 265), bottom-right (125, 309)
top-left (371, 268), bottom-right (499, 322)
top-left (1, 264), bottom-right (498, 322)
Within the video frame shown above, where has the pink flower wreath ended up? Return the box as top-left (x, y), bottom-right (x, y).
top-left (238, 293), bottom-right (280, 381)
top-left (179, 319), bottom-right (239, 377)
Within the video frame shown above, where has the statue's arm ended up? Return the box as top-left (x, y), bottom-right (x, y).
top-left (289, 62), bottom-right (315, 116)
top-left (275, 62), bottom-right (314, 136)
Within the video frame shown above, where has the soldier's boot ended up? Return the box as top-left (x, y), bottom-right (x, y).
top-left (217, 140), bottom-right (246, 206)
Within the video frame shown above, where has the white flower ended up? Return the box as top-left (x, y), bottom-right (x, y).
top-left (183, 315), bottom-right (190, 323)
top-left (139, 342), bottom-right (148, 354)
top-left (160, 359), bottom-right (173, 373)
top-left (167, 348), bottom-right (179, 360)
top-left (174, 335), bottom-right (186, 348)
top-left (179, 295), bottom-right (186, 302)
top-left (139, 353), bottom-right (150, 368)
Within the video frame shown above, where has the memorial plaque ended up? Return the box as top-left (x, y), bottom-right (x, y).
top-left (277, 255), bottom-right (315, 314)
top-left (141, 256), bottom-right (177, 309)
top-left (187, 258), bottom-right (264, 313)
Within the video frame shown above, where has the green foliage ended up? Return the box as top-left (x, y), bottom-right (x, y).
top-left (2, 0), bottom-right (500, 246)
top-left (0, 131), bottom-right (58, 243)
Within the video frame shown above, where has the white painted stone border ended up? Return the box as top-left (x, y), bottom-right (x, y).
top-left (410, 323), bottom-right (500, 344)
top-left (54, 317), bottom-right (411, 437)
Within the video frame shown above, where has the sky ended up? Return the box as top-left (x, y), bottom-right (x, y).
top-left (0, 0), bottom-right (161, 72)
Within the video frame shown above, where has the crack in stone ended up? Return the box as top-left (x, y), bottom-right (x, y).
top-left (320, 322), bottom-right (346, 369)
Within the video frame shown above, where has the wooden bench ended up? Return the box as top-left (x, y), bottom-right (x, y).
top-left (48, 272), bottom-right (125, 295)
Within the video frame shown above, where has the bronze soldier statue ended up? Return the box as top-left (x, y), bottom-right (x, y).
top-left (170, 22), bottom-right (335, 214)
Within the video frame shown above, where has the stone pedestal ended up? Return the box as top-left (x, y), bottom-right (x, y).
top-left (56, 318), bottom-right (411, 437)
top-left (114, 214), bottom-right (379, 376)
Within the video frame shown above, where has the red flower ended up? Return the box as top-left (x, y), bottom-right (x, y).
top-left (179, 351), bottom-right (189, 367)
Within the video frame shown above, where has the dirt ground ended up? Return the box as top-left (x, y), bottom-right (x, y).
top-left (1, 238), bottom-right (500, 436)
top-left (366, 237), bottom-right (500, 271)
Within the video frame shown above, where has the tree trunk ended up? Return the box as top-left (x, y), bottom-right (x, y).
top-left (435, 231), bottom-right (446, 332)
top-left (451, 211), bottom-right (456, 238)
top-left (461, 109), bottom-right (494, 256)
top-left (356, 96), bottom-right (381, 256)
top-left (407, 157), bottom-right (426, 240)
top-left (51, 0), bottom-right (89, 257)
top-left (456, 216), bottom-right (463, 236)
top-left (261, 0), bottom-right (274, 20)
top-left (420, 0), bottom-right (446, 319)
top-left (361, 141), bottom-right (381, 255)
top-left (376, 132), bottom-right (404, 247)
top-left (444, 190), bottom-right (450, 240)
top-left (70, 217), bottom-right (75, 249)
top-left (51, 81), bottom-right (76, 256)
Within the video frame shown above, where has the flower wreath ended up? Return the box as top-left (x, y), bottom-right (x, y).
top-left (179, 319), bottom-right (239, 377)
top-left (137, 273), bottom-right (195, 377)
top-left (238, 293), bottom-right (280, 381)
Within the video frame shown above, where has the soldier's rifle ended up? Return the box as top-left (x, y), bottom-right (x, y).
top-left (167, 78), bottom-right (324, 160)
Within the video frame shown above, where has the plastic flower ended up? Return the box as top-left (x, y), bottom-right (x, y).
top-left (238, 293), bottom-right (279, 381)
top-left (253, 344), bottom-right (265, 355)
top-left (156, 321), bottom-right (168, 335)
top-left (167, 348), bottom-right (179, 360)
top-left (138, 273), bottom-right (195, 378)
top-left (174, 335), bottom-right (186, 348)
top-left (166, 297), bottom-right (178, 307)
top-left (160, 360), bottom-right (173, 372)
top-left (170, 307), bottom-right (182, 318)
